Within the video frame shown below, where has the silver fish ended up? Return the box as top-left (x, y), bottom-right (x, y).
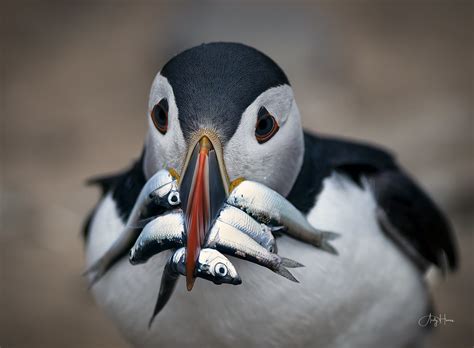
top-left (129, 210), bottom-right (185, 265)
top-left (128, 169), bottom-right (180, 228)
top-left (205, 219), bottom-right (304, 282)
top-left (227, 180), bottom-right (339, 254)
top-left (85, 169), bottom-right (180, 285)
top-left (171, 247), bottom-right (241, 285)
top-left (217, 203), bottom-right (278, 252)
top-left (149, 247), bottom-right (241, 326)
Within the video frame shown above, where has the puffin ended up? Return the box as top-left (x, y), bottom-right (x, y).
top-left (83, 42), bottom-right (457, 348)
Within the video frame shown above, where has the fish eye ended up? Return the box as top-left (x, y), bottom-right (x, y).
top-left (214, 262), bottom-right (228, 277)
top-left (151, 98), bottom-right (168, 135)
top-left (168, 191), bottom-right (180, 206)
top-left (255, 106), bottom-right (279, 144)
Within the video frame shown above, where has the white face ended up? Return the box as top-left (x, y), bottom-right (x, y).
top-left (224, 85), bottom-right (304, 196)
top-left (144, 74), bottom-right (187, 178)
top-left (144, 73), bottom-right (304, 197)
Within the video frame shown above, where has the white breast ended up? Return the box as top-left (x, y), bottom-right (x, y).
top-left (85, 173), bottom-right (428, 348)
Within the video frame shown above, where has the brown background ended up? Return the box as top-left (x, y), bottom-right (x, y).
top-left (1, 1), bottom-right (472, 347)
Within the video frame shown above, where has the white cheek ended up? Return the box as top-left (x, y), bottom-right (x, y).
top-left (144, 74), bottom-right (187, 178)
top-left (145, 122), bottom-right (187, 178)
top-left (224, 86), bottom-right (304, 197)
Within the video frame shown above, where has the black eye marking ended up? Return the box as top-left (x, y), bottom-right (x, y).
top-left (151, 98), bottom-right (169, 134)
top-left (255, 106), bottom-right (279, 144)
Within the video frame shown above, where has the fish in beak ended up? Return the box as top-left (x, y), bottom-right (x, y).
top-left (179, 130), bottom-right (230, 290)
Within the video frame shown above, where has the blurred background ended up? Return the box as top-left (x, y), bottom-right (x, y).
top-left (1, 1), bottom-right (472, 347)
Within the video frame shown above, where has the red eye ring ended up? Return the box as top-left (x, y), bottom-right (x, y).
top-left (151, 99), bottom-right (168, 134)
top-left (255, 109), bottom-right (279, 144)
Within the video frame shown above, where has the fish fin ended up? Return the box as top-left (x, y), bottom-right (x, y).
top-left (280, 257), bottom-right (305, 268)
top-left (149, 261), bottom-right (179, 328)
top-left (126, 216), bottom-right (157, 229)
top-left (274, 266), bottom-right (299, 283)
top-left (316, 230), bottom-right (340, 255)
top-left (269, 225), bottom-right (286, 237)
top-left (322, 230), bottom-right (340, 241)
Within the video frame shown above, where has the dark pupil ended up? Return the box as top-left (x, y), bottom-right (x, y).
top-left (256, 116), bottom-right (273, 135)
top-left (218, 267), bottom-right (225, 274)
top-left (156, 107), bottom-right (166, 126)
top-left (170, 195), bottom-right (177, 203)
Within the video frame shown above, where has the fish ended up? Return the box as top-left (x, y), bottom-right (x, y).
top-left (128, 170), bottom-right (181, 229)
top-left (217, 203), bottom-right (278, 252)
top-left (149, 247), bottom-right (241, 326)
top-left (85, 169), bottom-right (180, 285)
top-left (205, 219), bottom-right (304, 282)
top-left (129, 210), bottom-right (185, 265)
top-left (130, 206), bottom-right (302, 283)
top-left (171, 247), bottom-right (242, 286)
top-left (227, 180), bottom-right (339, 254)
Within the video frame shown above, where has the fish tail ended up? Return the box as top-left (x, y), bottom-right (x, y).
top-left (148, 315), bottom-right (156, 329)
top-left (280, 257), bottom-right (305, 268)
top-left (319, 231), bottom-right (340, 255)
top-left (274, 266), bottom-right (299, 283)
top-left (270, 225), bottom-right (287, 233)
top-left (83, 258), bottom-right (108, 288)
top-left (149, 261), bottom-right (179, 329)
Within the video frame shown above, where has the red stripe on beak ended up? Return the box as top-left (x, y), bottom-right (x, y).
top-left (185, 138), bottom-right (211, 291)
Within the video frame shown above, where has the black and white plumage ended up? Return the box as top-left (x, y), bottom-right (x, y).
top-left (83, 42), bottom-right (457, 347)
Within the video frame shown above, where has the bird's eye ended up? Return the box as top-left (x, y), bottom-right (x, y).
top-left (214, 262), bottom-right (228, 277)
top-left (255, 107), bottom-right (279, 144)
top-left (151, 99), bottom-right (169, 134)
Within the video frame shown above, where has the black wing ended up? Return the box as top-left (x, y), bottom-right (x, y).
top-left (82, 154), bottom-right (146, 241)
top-left (370, 170), bottom-right (457, 271)
top-left (288, 131), bottom-right (458, 272)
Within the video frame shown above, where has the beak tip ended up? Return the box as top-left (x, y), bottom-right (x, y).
top-left (186, 277), bottom-right (195, 291)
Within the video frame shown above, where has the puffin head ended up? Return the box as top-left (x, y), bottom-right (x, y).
top-left (143, 42), bottom-right (304, 289)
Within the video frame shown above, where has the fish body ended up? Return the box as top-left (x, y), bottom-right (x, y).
top-left (129, 210), bottom-right (185, 265)
top-left (170, 247), bottom-right (242, 285)
top-left (131, 169), bottom-right (180, 226)
top-left (86, 169), bottom-right (179, 284)
top-left (217, 204), bottom-right (277, 252)
top-left (205, 219), bottom-right (303, 282)
top-left (149, 247), bottom-right (241, 325)
top-left (227, 180), bottom-right (339, 254)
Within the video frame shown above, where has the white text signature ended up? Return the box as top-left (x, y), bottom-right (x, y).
top-left (418, 313), bottom-right (454, 327)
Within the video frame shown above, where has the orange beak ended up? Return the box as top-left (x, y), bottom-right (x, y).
top-left (179, 134), bottom-right (229, 291)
